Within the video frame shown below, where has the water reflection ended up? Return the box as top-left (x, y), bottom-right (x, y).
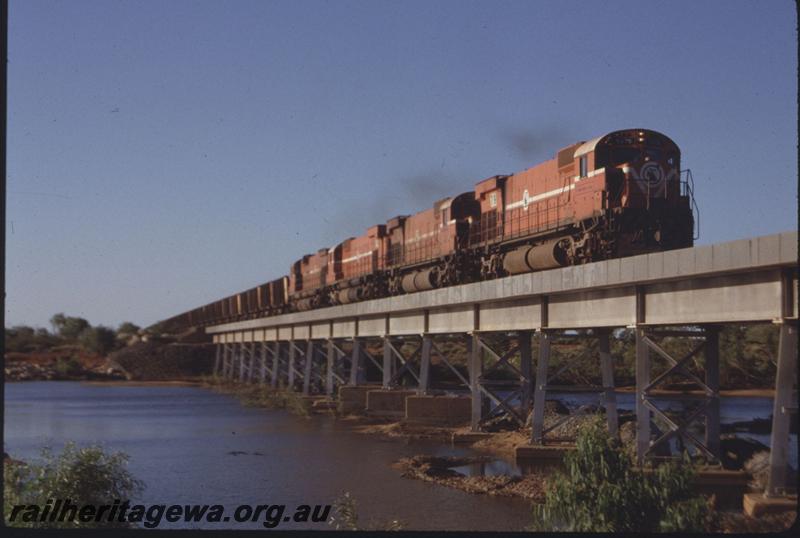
top-left (4, 382), bottom-right (533, 531)
top-left (451, 459), bottom-right (522, 477)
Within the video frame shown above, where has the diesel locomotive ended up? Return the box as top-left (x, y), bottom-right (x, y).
top-left (159, 128), bottom-right (698, 332)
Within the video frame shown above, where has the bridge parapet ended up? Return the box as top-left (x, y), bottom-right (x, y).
top-left (207, 231), bottom-right (797, 337)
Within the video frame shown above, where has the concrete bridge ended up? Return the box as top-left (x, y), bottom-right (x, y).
top-left (204, 231), bottom-right (797, 507)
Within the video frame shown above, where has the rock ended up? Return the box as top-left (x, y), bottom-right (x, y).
top-left (743, 450), bottom-right (771, 490)
top-left (719, 435), bottom-right (769, 470)
top-left (544, 400), bottom-right (570, 415)
top-left (742, 449), bottom-right (797, 491)
top-left (483, 414), bottom-right (519, 432)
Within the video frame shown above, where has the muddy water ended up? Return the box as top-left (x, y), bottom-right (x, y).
top-left (3, 382), bottom-right (532, 531)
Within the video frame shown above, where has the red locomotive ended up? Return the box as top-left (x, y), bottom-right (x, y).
top-left (158, 128), bottom-right (697, 332)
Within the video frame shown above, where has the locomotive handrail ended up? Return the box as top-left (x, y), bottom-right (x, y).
top-left (680, 169), bottom-right (700, 240)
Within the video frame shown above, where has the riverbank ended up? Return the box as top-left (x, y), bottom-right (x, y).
top-left (81, 379), bottom-right (206, 387)
top-left (4, 350), bottom-right (127, 381)
top-left (206, 380), bottom-right (797, 531)
top-left (199, 379), bottom-right (795, 494)
top-left (615, 386), bottom-right (775, 398)
top-left (392, 455), bottom-right (549, 501)
top-left (4, 341), bottom-right (215, 382)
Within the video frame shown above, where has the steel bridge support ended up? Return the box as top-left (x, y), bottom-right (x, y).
top-left (246, 341), bottom-right (256, 383)
top-left (228, 343), bottom-right (235, 381)
top-left (634, 325), bottom-right (721, 465)
top-left (427, 335), bottom-right (472, 396)
top-left (231, 343), bottom-right (241, 382)
top-left (349, 337), bottom-right (363, 385)
top-left (325, 339), bottom-right (349, 397)
top-left (270, 342), bottom-right (284, 388)
top-left (382, 335), bottom-right (425, 390)
top-left (302, 340), bottom-right (315, 395)
top-left (766, 317), bottom-right (798, 497)
top-left (213, 343), bottom-right (222, 377)
top-left (220, 343), bottom-right (230, 378)
top-left (349, 337), bottom-right (382, 386)
top-left (257, 341), bottom-right (270, 384)
top-left (228, 343), bottom-right (237, 381)
top-left (299, 340), bottom-right (330, 396)
top-left (221, 343), bottom-right (228, 379)
top-left (531, 329), bottom-right (618, 444)
top-left (288, 341), bottom-right (306, 391)
top-left (226, 343), bottom-right (234, 380)
top-left (238, 342), bottom-right (249, 383)
top-left (381, 333), bottom-right (471, 395)
top-left (470, 331), bottom-right (534, 432)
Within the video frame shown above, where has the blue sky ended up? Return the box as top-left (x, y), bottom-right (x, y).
top-left (6, 0), bottom-right (797, 329)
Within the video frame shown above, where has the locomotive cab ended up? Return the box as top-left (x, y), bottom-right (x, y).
top-left (574, 128), bottom-right (695, 254)
top-left (590, 129), bottom-right (681, 207)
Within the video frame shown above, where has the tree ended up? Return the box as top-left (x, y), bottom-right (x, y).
top-left (5, 326), bottom-right (61, 353)
top-left (50, 313), bottom-right (90, 340)
top-left (49, 313), bottom-right (66, 334)
top-left (116, 322), bottom-right (140, 337)
top-left (78, 326), bottom-right (117, 355)
top-left (531, 418), bottom-right (711, 532)
top-left (4, 442), bottom-right (143, 528)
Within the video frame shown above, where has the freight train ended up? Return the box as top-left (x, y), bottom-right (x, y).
top-left (158, 128), bottom-right (698, 333)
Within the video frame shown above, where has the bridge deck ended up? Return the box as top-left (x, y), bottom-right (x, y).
top-left (207, 231), bottom-right (797, 341)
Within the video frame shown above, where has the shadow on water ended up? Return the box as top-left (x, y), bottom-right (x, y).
top-left (450, 458), bottom-right (523, 477)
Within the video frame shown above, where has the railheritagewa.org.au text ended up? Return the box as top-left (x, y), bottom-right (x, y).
top-left (8, 499), bottom-right (332, 528)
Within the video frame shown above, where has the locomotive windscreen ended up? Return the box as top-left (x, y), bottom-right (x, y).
top-left (594, 129), bottom-right (679, 169)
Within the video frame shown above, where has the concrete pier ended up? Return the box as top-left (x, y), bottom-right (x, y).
top-left (405, 395), bottom-right (471, 426)
top-left (366, 389), bottom-right (416, 418)
top-left (337, 385), bottom-right (376, 415)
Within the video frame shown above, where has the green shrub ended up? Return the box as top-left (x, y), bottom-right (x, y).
top-left (531, 419), bottom-right (710, 532)
top-left (50, 313), bottom-right (90, 340)
top-left (233, 385), bottom-right (311, 418)
top-left (328, 492), bottom-right (404, 531)
top-left (116, 322), bottom-right (140, 338)
top-left (78, 326), bottom-right (118, 355)
top-left (4, 442), bottom-right (144, 528)
top-left (54, 357), bottom-right (83, 377)
top-left (4, 326), bottom-right (63, 353)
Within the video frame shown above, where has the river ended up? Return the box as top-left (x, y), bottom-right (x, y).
top-left (4, 381), bottom-right (532, 531)
top-left (4, 382), bottom-right (796, 530)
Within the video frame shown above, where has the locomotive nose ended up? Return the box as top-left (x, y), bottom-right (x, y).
top-left (640, 162), bottom-right (664, 187)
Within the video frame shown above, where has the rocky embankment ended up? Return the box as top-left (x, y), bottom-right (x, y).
top-left (108, 341), bottom-right (215, 380)
top-left (5, 340), bottom-right (215, 382)
top-left (393, 455), bottom-right (550, 501)
top-left (4, 361), bottom-right (127, 381)
top-left (4, 350), bottom-right (127, 381)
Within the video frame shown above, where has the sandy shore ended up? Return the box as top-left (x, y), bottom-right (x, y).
top-left (615, 386), bottom-right (774, 398)
top-left (392, 455), bottom-right (550, 501)
top-left (80, 379), bottom-right (205, 387)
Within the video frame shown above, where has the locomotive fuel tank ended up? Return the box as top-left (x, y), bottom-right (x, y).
top-left (502, 238), bottom-right (568, 274)
top-left (400, 267), bottom-right (437, 293)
